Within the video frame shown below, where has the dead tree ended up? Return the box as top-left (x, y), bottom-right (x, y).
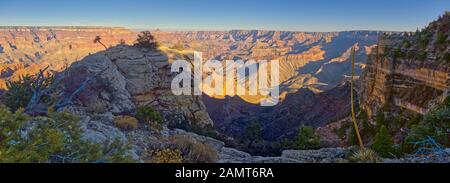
top-left (25, 66), bottom-right (52, 116)
top-left (24, 64), bottom-right (109, 115)
top-left (54, 66), bottom-right (109, 111)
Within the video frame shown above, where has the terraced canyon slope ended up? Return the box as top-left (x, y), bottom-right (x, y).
top-left (153, 30), bottom-right (383, 142)
top-left (154, 30), bottom-right (380, 100)
top-left (1, 27), bottom-right (379, 97)
top-left (0, 26), bottom-right (136, 89)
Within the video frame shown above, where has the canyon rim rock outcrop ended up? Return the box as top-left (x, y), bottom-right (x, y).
top-left (59, 45), bottom-right (213, 161)
top-left (64, 45), bottom-right (213, 125)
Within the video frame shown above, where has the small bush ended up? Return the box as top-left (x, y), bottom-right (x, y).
top-left (169, 122), bottom-right (219, 139)
top-left (152, 149), bottom-right (183, 163)
top-left (86, 102), bottom-right (108, 114)
top-left (349, 148), bottom-right (380, 163)
top-left (171, 135), bottom-right (217, 163)
top-left (394, 46), bottom-right (405, 59)
top-left (359, 110), bottom-right (375, 138)
top-left (436, 32), bottom-right (447, 45)
top-left (375, 112), bottom-right (386, 128)
top-left (417, 50), bottom-right (427, 61)
top-left (136, 106), bottom-right (163, 124)
top-left (347, 127), bottom-right (358, 146)
top-left (402, 39), bottom-right (411, 48)
top-left (134, 31), bottom-right (159, 50)
top-left (114, 115), bottom-right (138, 131)
top-left (243, 121), bottom-right (262, 148)
top-left (296, 125), bottom-right (321, 150)
top-left (443, 52), bottom-right (450, 63)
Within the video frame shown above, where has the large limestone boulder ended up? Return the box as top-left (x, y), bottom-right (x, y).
top-left (64, 45), bottom-right (212, 125)
top-left (64, 52), bottom-right (135, 114)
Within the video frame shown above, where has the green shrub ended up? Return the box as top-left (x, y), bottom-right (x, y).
top-left (347, 127), bottom-right (358, 146)
top-left (418, 32), bottom-right (431, 50)
top-left (243, 121), bottom-right (262, 148)
top-left (136, 106), bottom-right (163, 124)
top-left (417, 50), bottom-right (427, 61)
top-left (402, 39), bottom-right (411, 48)
top-left (394, 46), bottom-right (405, 59)
top-left (359, 110), bottom-right (375, 138)
top-left (371, 126), bottom-right (396, 158)
top-left (436, 32), bottom-right (447, 45)
top-left (0, 106), bottom-right (133, 163)
top-left (443, 52), bottom-right (450, 63)
top-left (171, 134), bottom-right (217, 163)
top-left (296, 125), bottom-right (321, 150)
top-left (375, 112), bottom-right (386, 128)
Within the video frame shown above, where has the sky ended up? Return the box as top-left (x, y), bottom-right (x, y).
top-left (0, 0), bottom-right (448, 32)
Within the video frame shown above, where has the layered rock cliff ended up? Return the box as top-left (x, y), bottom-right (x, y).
top-left (360, 13), bottom-right (449, 118)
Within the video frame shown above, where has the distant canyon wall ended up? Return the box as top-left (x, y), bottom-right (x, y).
top-left (0, 26), bottom-right (136, 89)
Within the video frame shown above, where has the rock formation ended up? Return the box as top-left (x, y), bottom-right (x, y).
top-left (360, 13), bottom-right (449, 118)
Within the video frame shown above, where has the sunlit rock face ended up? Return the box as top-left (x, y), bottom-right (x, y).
top-left (154, 30), bottom-right (381, 101)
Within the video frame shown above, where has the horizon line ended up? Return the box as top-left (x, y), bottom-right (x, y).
top-left (0, 25), bottom-right (405, 33)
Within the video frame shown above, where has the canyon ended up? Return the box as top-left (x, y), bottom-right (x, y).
top-left (0, 12), bottom-right (448, 161)
top-left (0, 27), bottom-right (380, 145)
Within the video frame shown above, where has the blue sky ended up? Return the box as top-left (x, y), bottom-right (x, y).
top-left (0, 0), bottom-right (448, 32)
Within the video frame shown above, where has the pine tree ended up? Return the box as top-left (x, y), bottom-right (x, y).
top-left (243, 121), bottom-right (262, 148)
top-left (296, 125), bottom-right (320, 150)
top-left (375, 112), bottom-right (386, 128)
top-left (372, 125), bottom-right (395, 157)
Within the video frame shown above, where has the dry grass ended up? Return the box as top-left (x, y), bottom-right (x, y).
top-left (171, 134), bottom-right (218, 163)
top-left (114, 115), bottom-right (138, 131)
top-left (349, 148), bottom-right (380, 163)
top-left (152, 149), bottom-right (183, 163)
top-left (86, 102), bottom-right (108, 114)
